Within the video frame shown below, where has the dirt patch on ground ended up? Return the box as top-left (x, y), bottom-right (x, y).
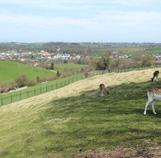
top-left (77, 145), bottom-right (161, 158)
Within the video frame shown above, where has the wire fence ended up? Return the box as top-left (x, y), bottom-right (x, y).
top-left (0, 74), bottom-right (86, 106)
top-left (0, 65), bottom-right (160, 106)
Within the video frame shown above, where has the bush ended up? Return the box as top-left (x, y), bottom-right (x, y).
top-left (92, 54), bottom-right (112, 71)
top-left (15, 75), bottom-right (30, 88)
top-left (36, 76), bottom-right (40, 83)
top-left (27, 80), bottom-right (36, 87)
top-left (56, 71), bottom-right (61, 77)
top-left (133, 55), bottom-right (155, 67)
top-left (50, 62), bottom-right (54, 70)
top-left (84, 72), bottom-right (89, 78)
top-left (0, 85), bottom-right (9, 93)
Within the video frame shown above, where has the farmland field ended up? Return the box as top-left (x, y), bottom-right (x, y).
top-left (0, 61), bottom-right (54, 84)
top-left (1, 68), bottom-right (161, 157)
top-left (55, 63), bottom-right (86, 71)
top-left (0, 61), bottom-right (86, 85)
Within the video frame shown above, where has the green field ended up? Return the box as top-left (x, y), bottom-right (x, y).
top-left (0, 69), bottom-right (161, 157)
top-left (55, 63), bottom-right (86, 71)
top-left (0, 73), bottom-right (85, 105)
top-left (0, 61), bottom-right (86, 85)
top-left (0, 61), bottom-right (54, 84)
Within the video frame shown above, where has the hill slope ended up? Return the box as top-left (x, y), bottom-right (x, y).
top-left (0, 68), bottom-right (161, 158)
top-left (0, 61), bottom-right (86, 85)
top-left (0, 61), bottom-right (54, 84)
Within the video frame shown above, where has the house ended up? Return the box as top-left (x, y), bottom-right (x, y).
top-left (155, 54), bottom-right (161, 61)
top-left (40, 51), bottom-right (51, 59)
top-left (53, 53), bottom-right (71, 60)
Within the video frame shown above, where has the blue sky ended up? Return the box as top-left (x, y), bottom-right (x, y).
top-left (0, 0), bottom-right (161, 42)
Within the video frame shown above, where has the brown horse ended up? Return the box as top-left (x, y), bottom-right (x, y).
top-left (151, 71), bottom-right (159, 82)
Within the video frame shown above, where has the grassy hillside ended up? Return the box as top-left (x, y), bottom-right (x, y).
top-left (0, 61), bottom-right (54, 84)
top-left (55, 63), bottom-right (86, 71)
top-left (0, 61), bottom-right (86, 85)
top-left (0, 68), bottom-right (161, 157)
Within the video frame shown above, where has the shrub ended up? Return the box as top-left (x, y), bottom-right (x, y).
top-left (0, 85), bottom-right (9, 93)
top-left (84, 72), bottom-right (89, 78)
top-left (50, 62), bottom-right (54, 70)
top-left (56, 71), bottom-right (61, 77)
top-left (27, 80), bottom-right (36, 87)
top-left (15, 75), bottom-right (30, 88)
top-left (92, 54), bottom-right (112, 71)
top-left (36, 76), bottom-right (40, 83)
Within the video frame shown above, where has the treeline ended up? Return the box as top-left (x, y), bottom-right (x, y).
top-left (90, 54), bottom-right (156, 71)
top-left (1, 42), bottom-right (161, 56)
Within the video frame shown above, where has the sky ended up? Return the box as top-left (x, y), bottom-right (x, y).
top-left (0, 0), bottom-right (161, 43)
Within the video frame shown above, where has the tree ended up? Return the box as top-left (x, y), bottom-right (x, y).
top-left (56, 71), bottom-right (61, 77)
top-left (63, 60), bottom-right (68, 64)
top-left (15, 75), bottom-right (29, 88)
top-left (95, 54), bottom-right (112, 71)
top-left (141, 54), bottom-right (154, 66)
top-left (134, 54), bottom-right (154, 67)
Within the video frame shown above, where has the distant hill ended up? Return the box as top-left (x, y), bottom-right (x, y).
top-left (0, 42), bottom-right (161, 56)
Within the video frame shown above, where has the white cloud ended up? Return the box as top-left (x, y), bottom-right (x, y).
top-left (0, 0), bottom-right (161, 42)
top-left (0, 10), bottom-right (160, 30)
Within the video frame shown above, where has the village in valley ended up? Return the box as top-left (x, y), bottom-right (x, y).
top-left (1, 42), bottom-right (161, 68)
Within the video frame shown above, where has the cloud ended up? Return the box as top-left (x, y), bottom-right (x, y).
top-left (0, 10), bottom-right (160, 30)
top-left (0, 0), bottom-right (161, 42)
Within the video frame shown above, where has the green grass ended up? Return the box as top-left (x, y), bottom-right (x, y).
top-left (38, 81), bottom-right (161, 157)
top-left (1, 75), bottom-right (161, 157)
top-left (54, 63), bottom-right (86, 71)
top-left (0, 61), bottom-right (86, 85)
top-left (0, 61), bottom-right (54, 84)
top-left (0, 73), bottom-right (85, 106)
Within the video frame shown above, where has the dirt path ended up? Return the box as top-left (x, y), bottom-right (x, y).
top-left (77, 145), bottom-right (161, 158)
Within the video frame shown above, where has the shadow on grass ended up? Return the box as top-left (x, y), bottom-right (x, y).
top-left (48, 80), bottom-right (161, 116)
top-left (42, 80), bottom-right (161, 157)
